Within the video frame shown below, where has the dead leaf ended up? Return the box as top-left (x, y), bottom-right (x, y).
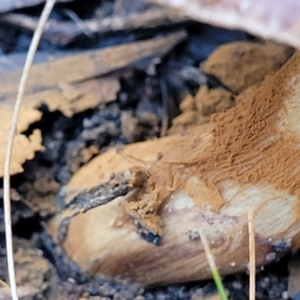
top-left (152, 0), bottom-right (300, 48)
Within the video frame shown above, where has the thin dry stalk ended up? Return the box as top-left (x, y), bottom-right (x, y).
top-left (198, 229), bottom-right (228, 300)
top-left (3, 1), bottom-right (56, 299)
top-left (248, 206), bottom-right (256, 300)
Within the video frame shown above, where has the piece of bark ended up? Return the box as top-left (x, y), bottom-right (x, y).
top-left (0, 76), bottom-right (119, 176)
top-left (0, 8), bottom-right (189, 46)
top-left (151, 0), bottom-right (300, 49)
top-left (49, 50), bottom-right (300, 286)
top-left (0, 32), bottom-right (186, 176)
top-left (0, 31), bottom-right (186, 99)
top-left (0, 51), bottom-right (70, 72)
top-left (0, 129), bottom-right (43, 176)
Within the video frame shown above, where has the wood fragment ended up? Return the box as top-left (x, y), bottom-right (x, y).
top-left (55, 169), bottom-right (146, 244)
top-left (0, 31), bottom-right (186, 99)
top-left (49, 50), bottom-right (300, 286)
top-left (0, 129), bottom-right (44, 176)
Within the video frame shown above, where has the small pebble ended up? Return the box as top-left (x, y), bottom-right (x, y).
top-left (266, 252), bottom-right (276, 262)
top-left (281, 291), bottom-right (289, 299)
top-left (232, 281), bottom-right (242, 289)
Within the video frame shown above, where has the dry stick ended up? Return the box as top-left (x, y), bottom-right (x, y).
top-left (3, 1), bottom-right (56, 299)
top-left (248, 206), bottom-right (256, 300)
top-left (0, 8), bottom-right (188, 42)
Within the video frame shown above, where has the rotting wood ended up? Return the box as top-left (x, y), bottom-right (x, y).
top-left (0, 31), bottom-right (186, 176)
top-left (49, 50), bottom-right (300, 286)
top-left (0, 129), bottom-right (43, 177)
top-left (152, 0), bottom-right (300, 49)
top-left (0, 8), bottom-right (189, 46)
top-left (55, 169), bottom-right (146, 245)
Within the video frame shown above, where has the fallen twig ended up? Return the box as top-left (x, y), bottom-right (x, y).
top-left (0, 8), bottom-right (188, 46)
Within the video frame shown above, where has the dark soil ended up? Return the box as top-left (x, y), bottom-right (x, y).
top-left (0, 1), bottom-right (293, 299)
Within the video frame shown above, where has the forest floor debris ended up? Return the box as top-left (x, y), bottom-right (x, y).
top-left (0, 0), bottom-right (298, 299)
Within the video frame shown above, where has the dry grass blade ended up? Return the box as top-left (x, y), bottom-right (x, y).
top-left (3, 1), bottom-right (56, 299)
top-left (248, 206), bottom-right (256, 300)
top-left (198, 229), bottom-right (228, 300)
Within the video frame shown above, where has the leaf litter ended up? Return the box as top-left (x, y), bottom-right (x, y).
top-left (0, 31), bottom-right (185, 176)
top-left (0, 1), bottom-right (298, 299)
